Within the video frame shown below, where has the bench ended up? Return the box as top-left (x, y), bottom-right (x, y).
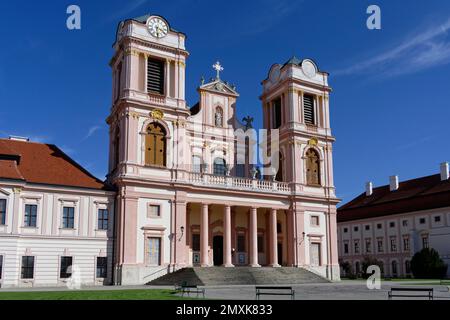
top-left (177, 285), bottom-right (205, 298)
top-left (255, 286), bottom-right (295, 300)
top-left (388, 287), bottom-right (433, 300)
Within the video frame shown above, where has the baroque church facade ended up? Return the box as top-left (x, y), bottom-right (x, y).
top-left (0, 13), bottom-right (340, 288)
top-left (108, 14), bottom-right (340, 285)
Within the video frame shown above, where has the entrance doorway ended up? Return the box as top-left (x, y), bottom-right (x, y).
top-left (213, 235), bottom-right (223, 266)
top-left (277, 242), bottom-right (283, 266)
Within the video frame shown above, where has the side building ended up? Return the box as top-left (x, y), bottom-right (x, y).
top-left (337, 163), bottom-right (450, 278)
top-left (0, 137), bottom-right (115, 288)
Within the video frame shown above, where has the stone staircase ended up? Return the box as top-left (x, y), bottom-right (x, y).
top-left (147, 267), bottom-right (329, 286)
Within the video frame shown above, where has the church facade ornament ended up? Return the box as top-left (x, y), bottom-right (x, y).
top-left (150, 109), bottom-right (164, 120)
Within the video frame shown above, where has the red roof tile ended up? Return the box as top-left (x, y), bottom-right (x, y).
top-left (0, 139), bottom-right (108, 190)
top-left (0, 159), bottom-right (24, 180)
top-left (337, 174), bottom-right (450, 222)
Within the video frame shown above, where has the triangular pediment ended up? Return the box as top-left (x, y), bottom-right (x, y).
top-left (199, 79), bottom-right (239, 96)
top-left (0, 188), bottom-right (10, 196)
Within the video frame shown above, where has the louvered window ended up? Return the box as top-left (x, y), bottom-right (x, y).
top-left (272, 98), bottom-right (282, 129)
top-left (303, 94), bottom-right (315, 125)
top-left (147, 58), bottom-right (165, 94)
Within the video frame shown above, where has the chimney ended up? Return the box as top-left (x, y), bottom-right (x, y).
top-left (389, 175), bottom-right (399, 191)
top-left (441, 162), bottom-right (449, 181)
top-left (9, 135), bottom-right (29, 142)
top-left (365, 182), bottom-right (373, 196)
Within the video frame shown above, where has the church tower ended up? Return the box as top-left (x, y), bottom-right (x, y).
top-left (260, 57), bottom-right (340, 279)
top-left (106, 14), bottom-right (190, 284)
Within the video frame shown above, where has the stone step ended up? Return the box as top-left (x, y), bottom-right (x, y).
top-left (147, 267), bottom-right (329, 286)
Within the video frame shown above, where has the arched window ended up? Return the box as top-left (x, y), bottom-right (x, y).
top-left (215, 107), bottom-right (223, 127)
top-left (213, 158), bottom-right (227, 176)
top-left (145, 122), bottom-right (166, 166)
top-left (391, 260), bottom-right (398, 276)
top-left (305, 148), bottom-right (320, 186)
top-left (405, 260), bottom-right (411, 274)
top-left (192, 155), bottom-right (201, 173)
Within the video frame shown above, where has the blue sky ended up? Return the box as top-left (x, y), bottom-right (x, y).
top-left (1, 1), bottom-right (450, 204)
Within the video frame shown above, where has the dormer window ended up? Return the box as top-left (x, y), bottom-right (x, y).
top-left (147, 57), bottom-right (165, 94)
top-left (303, 94), bottom-right (315, 125)
top-left (215, 107), bottom-right (223, 127)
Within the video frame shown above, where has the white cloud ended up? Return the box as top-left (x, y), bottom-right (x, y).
top-left (334, 18), bottom-right (450, 77)
top-left (83, 125), bottom-right (101, 140)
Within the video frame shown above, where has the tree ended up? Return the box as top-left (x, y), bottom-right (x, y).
top-left (340, 260), bottom-right (352, 278)
top-left (361, 256), bottom-right (384, 279)
top-left (410, 248), bottom-right (448, 279)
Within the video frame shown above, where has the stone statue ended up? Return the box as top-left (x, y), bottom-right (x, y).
top-left (242, 116), bottom-right (254, 130)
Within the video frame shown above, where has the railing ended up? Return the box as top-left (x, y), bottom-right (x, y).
top-left (187, 172), bottom-right (291, 193)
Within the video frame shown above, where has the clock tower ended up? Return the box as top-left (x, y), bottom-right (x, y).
top-left (260, 57), bottom-right (340, 279)
top-left (107, 14), bottom-right (190, 284)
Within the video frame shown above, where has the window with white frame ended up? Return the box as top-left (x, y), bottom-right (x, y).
top-left (96, 257), bottom-right (107, 278)
top-left (98, 208), bottom-right (109, 230)
top-left (343, 241), bottom-right (349, 254)
top-left (390, 237), bottom-right (397, 252)
top-left (0, 199), bottom-right (6, 225)
top-left (354, 240), bottom-right (360, 254)
top-left (310, 216), bottom-right (319, 227)
top-left (147, 204), bottom-right (161, 218)
top-left (310, 243), bottom-right (321, 266)
top-left (0, 255), bottom-right (3, 279)
top-left (365, 239), bottom-right (371, 253)
top-left (62, 207), bottom-right (75, 229)
top-left (147, 237), bottom-right (161, 265)
top-left (377, 238), bottom-right (384, 253)
top-left (21, 256), bottom-right (34, 279)
top-left (60, 256), bottom-right (72, 278)
top-left (24, 204), bottom-right (37, 227)
top-left (192, 155), bottom-right (202, 173)
top-left (422, 235), bottom-right (429, 249)
top-left (403, 236), bottom-right (410, 251)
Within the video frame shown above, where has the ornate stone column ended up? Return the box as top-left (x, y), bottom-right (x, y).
top-left (269, 208), bottom-right (280, 267)
top-left (223, 205), bottom-right (234, 267)
top-left (249, 207), bottom-right (260, 267)
top-left (200, 203), bottom-right (209, 267)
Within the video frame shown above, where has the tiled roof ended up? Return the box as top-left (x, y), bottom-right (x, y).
top-left (0, 139), bottom-right (108, 190)
top-left (337, 174), bottom-right (450, 223)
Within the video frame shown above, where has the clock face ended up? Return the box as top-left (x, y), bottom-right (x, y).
top-left (147, 17), bottom-right (168, 38)
top-left (302, 60), bottom-right (317, 78)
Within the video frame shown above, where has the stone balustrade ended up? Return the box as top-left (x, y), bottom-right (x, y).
top-left (187, 172), bottom-right (291, 193)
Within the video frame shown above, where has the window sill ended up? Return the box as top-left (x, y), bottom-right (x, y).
top-left (59, 228), bottom-right (76, 230)
top-left (143, 164), bottom-right (168, 170)
top-left (21, 226), bottom-right (38, 229)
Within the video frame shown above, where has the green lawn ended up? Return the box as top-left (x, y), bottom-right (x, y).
top-left (0, 289), bottom-right (198, 300)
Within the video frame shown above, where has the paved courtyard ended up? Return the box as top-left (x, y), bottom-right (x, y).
top-left (1, 280), bottom-right (449, 300)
